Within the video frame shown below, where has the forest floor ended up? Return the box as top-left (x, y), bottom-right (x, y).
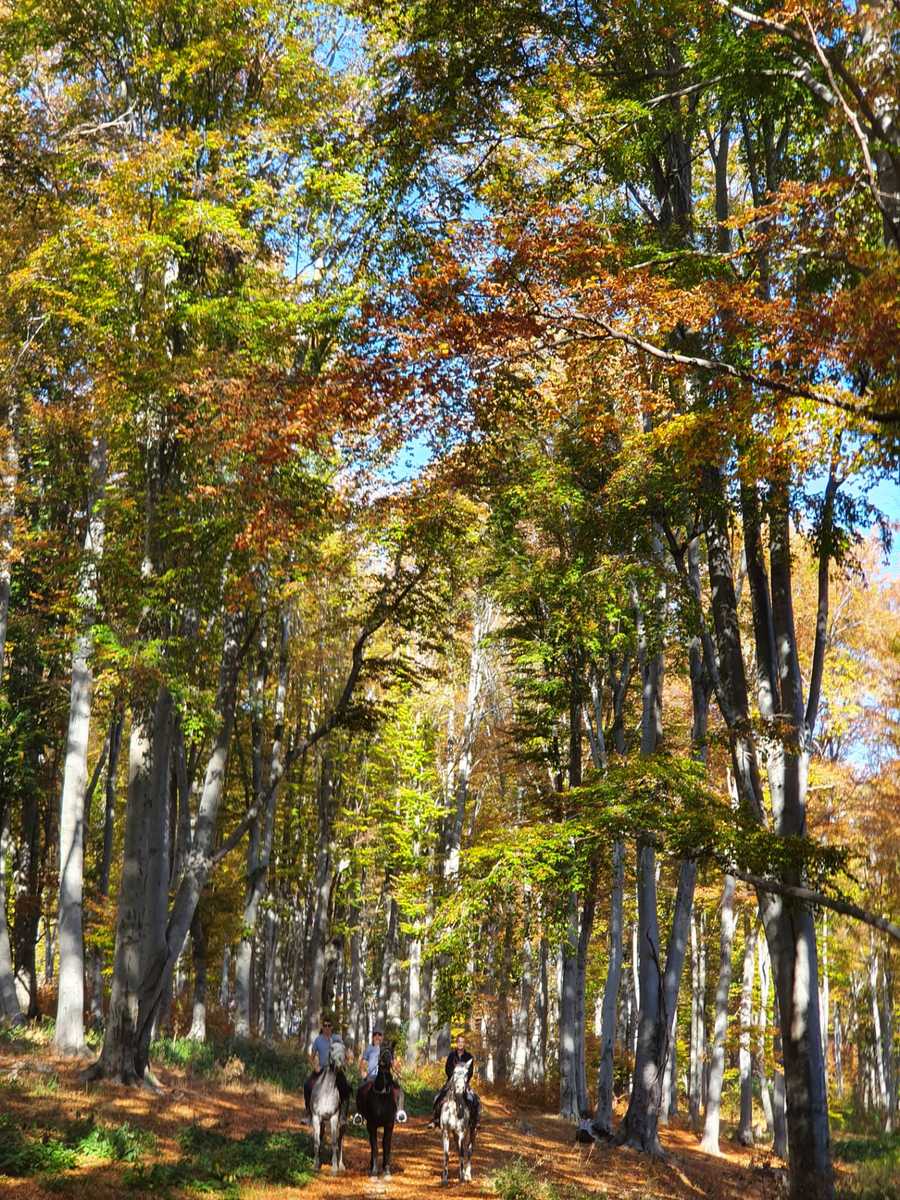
top-left (0, 1032), bottom-right (893, 1200)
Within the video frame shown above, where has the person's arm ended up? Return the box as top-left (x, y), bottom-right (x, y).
top-left (466, 1056), bottom-right (474, 1083)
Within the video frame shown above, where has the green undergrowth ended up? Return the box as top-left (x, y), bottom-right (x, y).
top-left (150, 1036), bottom-right (310, 1092)
top-left (491, 1157), bottom-right (600, 1200)
top-left (0, 1112), bottom-right (157, 1182)
top-left (123, 1125), bottom-right (314, 1198)
top-left (835, 1131), bottom-right (900, 1200)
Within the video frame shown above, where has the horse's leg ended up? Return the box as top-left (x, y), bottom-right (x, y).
top-left (464, 1124), bottom-right (473, 1182)
top-left (329, 1113), bottom-right (338, 1175)
top-left (382, 1119), bottom-right (393, 1178)
top-left (337, 1105), bottom-right (346, 1173)
top-left (458, 1128), bottom-right (465, 1182)
top-left (442, 1125), bottom-right (450, 1185)
top-left (368, 1123), bottom-right (378, 1176)
top-left (312, 1116), bottom-right (321, 1168)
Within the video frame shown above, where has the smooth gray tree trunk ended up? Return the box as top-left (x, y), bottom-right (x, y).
top-left (236, 610), bottom-right (288, 1036)
top-left (869, 939), bottom-right (890, 1124)
top-left (738, 912), bottom-right (758, 1145)
top-left (757, 928), bottom-right (775, 1136)
top-left (187, 908), bottom-right (207, 1041)
top-left (689, 908), bottom-right (707, 1132)
top-left (304, 756), bottom-right (336, 1044)
top-left (833, 1003), bottom-right (842, 1100)
top-left (529, 931), bottom-right (548, 1086)
top-left (0, 804), bottom-right (22, 1024)
top-left (593, 839), bottom-right (624, 1135)
top-left (89, 708), bottom-right (123, 1028)
top-left (511, 890), bottom-right (534, 1086)
top-left (437, 595), bottom-right (491, 1054)
top-left (700, 873), bottom-right (736, 1153)
top-left (707, 467), bottom-right (833, 1198)
top-left (407, 927), bottom-right (422, 1059)
top-left (91, 614), bottom-right (243, 1081)
top-left (55, 438), bottom-right (107, 1056)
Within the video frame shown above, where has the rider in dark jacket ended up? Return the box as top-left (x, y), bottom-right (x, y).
top-left (430, 1034), bottom-right (480, 1129)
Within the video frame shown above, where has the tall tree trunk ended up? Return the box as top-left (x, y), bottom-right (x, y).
top-left (881, 959), bottom-right (895, 1132)
top-left (707, 467), bottom-right (833, 1198)
top-left (619, 617), bottom-right (692, 1154)
top-left (700, 874), bottom-right (736, 1153)
top-left (92, 687), bottom-right (173, 1082)
top-left (511, 890), bottom-right (534, 1086)
top-left (833, 1002), bottom-right (843, 1100)
top-left (187, 907), bottom-right (207, 1042)
top-left (89, 708), bottom-right (124, 1029)
top-left (0, 404), bottom-right (18, 692)
top-left (530, 930), bottom-right (548, 1087)
top-left (689, 908), bottom-right (707, 1132)
top-left (91, 613), bottom-right (243, 1082)
top-left (0, 406), bottom-right (24, 1025)
top-left (757, 928), bottom-right (775, 1136)
top-left (55, 438), bottom-right (107, 1056)
top-left (348, 890), bottom-right (365, 1051)
top-left (618, 839), bottom-right (664, 1152)
top-left (0, 802), bottom-right (22, 1024)
top-left (376, 893), bottom-right (399, 1031)
top-left (304, 755), bottom-right (336, 1045)
top-left (559, 677), bottom-right (585, 1121)
top-left (235, 610), bottom-right (289, 1037)
top-left (407, 927), bottom-right (423, 1060)
top-left (14, 782), bottom-right (43, 1017)
top-left (593, 840), bottom-right (625, 1136)
top-left (437, 594), bottom-right (491, 1055)
top-left (738, 912), bottom-right (758, 1145)
top-left (869, 938), bottom-right (890, 1123)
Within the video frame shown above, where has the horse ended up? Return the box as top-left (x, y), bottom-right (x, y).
top-left (309, 1038), bottom-right (349, 1174)
top-left (439, 1061), bottom-right (476, 1184)
top-left (355, 1043), bottom-right (406, 1177)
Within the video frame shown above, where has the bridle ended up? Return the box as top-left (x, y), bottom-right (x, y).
top-left (372, 1046), bottom-right (394, 1096)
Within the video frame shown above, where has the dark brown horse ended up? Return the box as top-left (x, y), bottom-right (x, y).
top-left (356, 1044), bottom-right (405, 1177)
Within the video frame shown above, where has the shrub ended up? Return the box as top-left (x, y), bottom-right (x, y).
top-left (72, 1119), bottom-right (158, 1163)
top-left (835, 1134), bottom-right (900, 1200)
top-left (0, 1114), bottom-right (78, 1177)
top-left (124, 1125), bottom-right (315, 1198)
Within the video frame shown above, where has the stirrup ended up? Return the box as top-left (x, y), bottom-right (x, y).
top-left (351, 1112), bottom-right (364, 1126)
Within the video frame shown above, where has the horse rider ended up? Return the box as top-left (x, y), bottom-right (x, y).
top-left (356, 1028), bottom-right (403, 1113)
top-left (430, 1032), bottom-right (480, 1129)
top-left (304, 1017), bottom-right (349, 1117)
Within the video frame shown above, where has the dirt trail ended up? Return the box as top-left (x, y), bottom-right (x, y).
top-left (299, 1093), bottom-right (769, 1200)
top-left (1, 1046), bottom-right (774, 1200)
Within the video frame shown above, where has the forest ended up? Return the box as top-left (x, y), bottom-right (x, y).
top-left (0, 2), bottom-right (898, 1199)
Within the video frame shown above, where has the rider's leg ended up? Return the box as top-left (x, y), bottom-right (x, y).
top-left (431, 1083), bottom-right (447, 1126)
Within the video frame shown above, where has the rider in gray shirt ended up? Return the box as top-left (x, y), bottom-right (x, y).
top-left (304, 1018), bottom-right (343, 1116)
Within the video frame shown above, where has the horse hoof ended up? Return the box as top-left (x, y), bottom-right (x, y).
top-left (383, 1170), bottom-right (391, 1179)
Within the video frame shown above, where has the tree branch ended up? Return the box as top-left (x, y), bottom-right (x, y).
top-left (728, 866), bottom-right (900, 943)
top-left (573, 316), bottom-right (897, 423)
top-left (804, 461), bottom-right (839, 735)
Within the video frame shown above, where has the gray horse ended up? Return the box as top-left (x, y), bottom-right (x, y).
top-left (309, 1038), bottom-right (349, 1174)
top-left (439, 1062), bottom-right (475, 1184)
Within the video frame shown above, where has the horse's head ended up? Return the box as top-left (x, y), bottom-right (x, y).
top-left (328, 1038), bottom-right (346, 1070)
top-left (450, 1062), bottom-right (469, 1095)
top-left (378, 1044), bottom-right (394, 1076)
